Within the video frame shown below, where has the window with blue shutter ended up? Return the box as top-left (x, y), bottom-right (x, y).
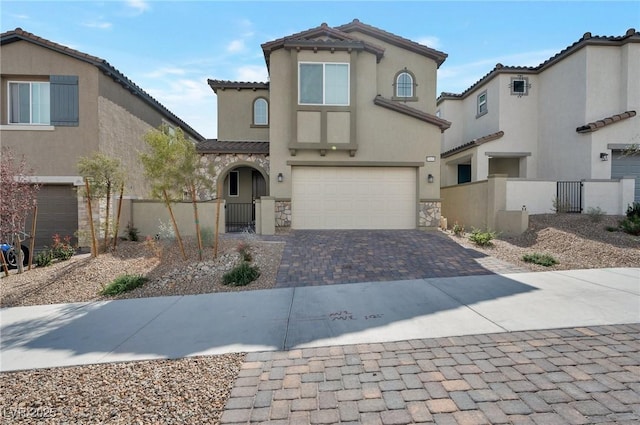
top-left (50, 75), bottom-right (79, 126)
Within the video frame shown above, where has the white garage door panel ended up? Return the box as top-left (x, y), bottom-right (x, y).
top-left (292, 167), bottom-right (416, 229)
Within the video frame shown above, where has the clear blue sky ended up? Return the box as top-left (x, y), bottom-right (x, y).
top-left (2, 1), bottom-right (638, 139)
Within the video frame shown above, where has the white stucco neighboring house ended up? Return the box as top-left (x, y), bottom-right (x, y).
top-left (437, 28), bottom-right (639, 215)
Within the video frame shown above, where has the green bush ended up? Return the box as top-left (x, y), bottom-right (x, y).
top-left (586, 206), bottom-right (606, 223)
top-left (619, 215), bottom-right (640, 236)
top-left (34, 250), bottom-right (54, 267)
top-left (452, 222), bottom-right (465, 236)
top-left (50, 234), bottom-right (75, 261)
top-left (237, 242), bottom-right (253, 262)
top-left (605, 225), bottom-right (619, 232)
top-left (552, 197), bottom-right (571, 213)
top-left (100, 274), bottom-right (148, 296)
top-left (124, 223), bottom-right (140, 241)
top-left (522, 253), bottom-right (559, 267)
top-left (200, 227), bottom-right (215, 247)
top-left (468, 228), bottom-right (497, 247)
top-left (626, 202), bottom-right (640, 220)
top-left (222, 262), bottom-right (260, 286)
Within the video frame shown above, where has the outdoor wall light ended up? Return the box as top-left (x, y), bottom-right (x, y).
top-left (600, 153), bottom-right (609, 161)
top-left (427, 174), bottom-right (434, 183)
top-left (277, 172), bottom-right (284, 182)
top-left (426, 156), bottom-right (436, 162)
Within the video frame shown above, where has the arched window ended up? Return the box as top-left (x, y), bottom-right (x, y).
top-left (253, 98), bottom-right (268, 125)
top-left (396, 72), bottom-right (413, 98)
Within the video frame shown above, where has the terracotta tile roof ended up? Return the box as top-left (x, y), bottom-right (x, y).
top-left (336, 19), bottom-right (447, 67)
top-left (261, 21), bottom-right (385, 69)
top-left (437, 28), bottom-right (639, 103)
top-left (373, 96), bottom-right (451, 133)
top-left (441, 131), bottom-right (505, 158)
top-left (197, 140), bottom-right (269, 154)
top-left (207, 79), bottom-right (269, 93)
top-left (1, 28), bottom-right (205, 141)
top-left (576, 110), bottom-right (636, 134)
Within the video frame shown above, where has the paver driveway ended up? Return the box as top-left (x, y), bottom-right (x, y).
top-left (275, 230), bottom-right (518, 287)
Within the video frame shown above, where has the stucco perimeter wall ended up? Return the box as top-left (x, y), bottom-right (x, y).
top-left (583, 178), bottom-right (636, 215)
top-left (505, 180), bottom-right (557, 214)
top-left (130, 200), bottom-right (225, 239)
top-left (441, 180), bottom-right (489, 231)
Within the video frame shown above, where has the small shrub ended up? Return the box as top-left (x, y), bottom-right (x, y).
top-left (157, 219), bottom-right (175, 240)
top-left (552, 197), bottom-right (571, 214)
top-left (200, 227), bottom-right (215, 247)
top-left (619, 216), bottom-right (640, 236)
top-left (34, 250), bottom-right (54, 267)
top-left (522, 253), bottom-right (559, 267)
top-left (626, 202), bottom-right (640, 220)
top-left (51, 234), bottom-right (75, 261)
top-left (468, 228), bottom-right (497, 247)
top-left (222, 262), bottom-right (260, 286)
top-left (605, 225), bottom-right (619, 232)
top-left (124, 223), bottom-right (140, 241)
top-left (100, 274), bottom-right (148, 296)
top-left (143, 235), bottom-right (163, 257)
top-left (452, 222), bottom-right (465, 236)
top-left (237, 242), bottom-right (253, 262)
top-left (586, 206), bottom-right (606, 223)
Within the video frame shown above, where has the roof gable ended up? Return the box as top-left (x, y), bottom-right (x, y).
top-left (1, 27), bottom-right (204, 141)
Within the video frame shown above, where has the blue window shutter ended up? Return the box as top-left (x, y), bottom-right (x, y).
top-left (50, 75), bottom-right (79, 126)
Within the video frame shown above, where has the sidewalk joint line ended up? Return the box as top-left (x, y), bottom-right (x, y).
top-left (282, 287), bottom-right (296, 350)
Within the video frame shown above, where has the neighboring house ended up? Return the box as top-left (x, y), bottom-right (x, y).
top-left (0, 28), bottom-right (204, 249)
top-left (437, 28), bottom-right (640, 208)
top-left (200, 20), bottom-right (450, 233)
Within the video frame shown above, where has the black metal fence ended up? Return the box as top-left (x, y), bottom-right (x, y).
top-left (557, 181), bottom-right (583, 213)
top-left (225, 203), bottom-right (255, 232)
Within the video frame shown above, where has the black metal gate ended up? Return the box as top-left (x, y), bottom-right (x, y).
top-left (225, 203), bottom-right (255, 232)
top-left (557, 181), bottom-right (583, 213)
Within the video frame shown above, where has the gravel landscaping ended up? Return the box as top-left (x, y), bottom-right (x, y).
top-left (0, 213), bottom-right (638, 424)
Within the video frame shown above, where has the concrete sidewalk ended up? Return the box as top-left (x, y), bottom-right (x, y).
top-left (1, 268), bottom-right (638, 372)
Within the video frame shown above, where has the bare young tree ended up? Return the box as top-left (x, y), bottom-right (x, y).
top-left (0, 148), bottom-right (39, 273)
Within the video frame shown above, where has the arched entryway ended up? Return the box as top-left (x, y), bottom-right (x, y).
top-left (218, 162), bottom-right (269, 232)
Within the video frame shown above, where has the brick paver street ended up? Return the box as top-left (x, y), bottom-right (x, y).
top-left (220, 324), bottom-right (640, 425)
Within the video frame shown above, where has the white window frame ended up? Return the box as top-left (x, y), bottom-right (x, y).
top-left (477, 91), bottom-right (488, 117)
top-left (510, 77), bottom-right (529, 96)
top-left (396, 72), bottom-right (414, 98)
top-left (229, 171), bottom-right (239, 197)
top-left (253, 98), bottom-right (268, 125)
top-left (7, 81), bottom-right (51, 125)
top-left (298, 62), bottom-right (349, 106)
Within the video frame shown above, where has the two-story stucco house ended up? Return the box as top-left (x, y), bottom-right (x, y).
top-left (437, 28), bottom-right (639, 208)
top-left (200, 20), bottom-right (450, 234)
top-left (1, 28), bottom-right (204, 249)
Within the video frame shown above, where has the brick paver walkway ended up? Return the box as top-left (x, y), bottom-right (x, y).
top-left (220, 324), bottom-right (640, 425)
top-left (275, 230), bottom-right (527, 287)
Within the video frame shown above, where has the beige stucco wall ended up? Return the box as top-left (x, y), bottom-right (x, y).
top-left (130, 200), bottom-right (225, 239)
top-left (441, 181), bottom-right (489, 230)
top-left (268, 47), bottom-right (442, 205)
top-left (0, 40), bottom-right (100, 175)
top-left (215, 88), bottom-right (269, 141)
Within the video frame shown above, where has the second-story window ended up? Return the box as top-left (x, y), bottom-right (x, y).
top-left (299, 62), bottom-right (349, 106)
top-left (477, 91), bottom-right (488, 117)
top-left (253, 98), bottom-right (268, 125)
top-left (396, 71), bottom-right (414, 98)
top-left (8, 81), bottom-right (50, 124)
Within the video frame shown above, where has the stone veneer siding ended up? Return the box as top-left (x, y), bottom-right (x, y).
top-left (275, 200), bottom-right (291, 227)
top-left (200, 153), bottom-right (270, 199)
top-left (419, 201), bottom-right (441, 228)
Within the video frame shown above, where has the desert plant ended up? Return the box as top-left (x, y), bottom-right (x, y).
top-left (551, 197), bottom-right (571, 214)
top-left (237, 241), bottom-right (253, 262)
top-left (34, 250), bottom-right (54, 267)
top-left (522, 253), bottom-right (559, 267)
top-left (452, 222), bottom-right (465, 236)
top-left (100, 274), bottom-right (148, 296)
top-left (626, 202), bottom-right (640, 219)
top-left (468, 228), bottom-right (497, 247)
top-left (50, 234), bottom-right (75, 261)
top-left (605, 225), bottom-right (619, 232)
top-left (586, 206), bottom-right (606, 223)
top-left (222, 262), bottom-right (260, 286)
top-left (619, 215), bottom-right (640, 236)
top-left (200, 227), bottom-right (215, 247)
top-left (124, 223), bottom-right (140, 241)
top-left (157, 219), bottom-right (175, 240)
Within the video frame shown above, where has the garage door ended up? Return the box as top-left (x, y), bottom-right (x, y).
top-left (292, 167), bottom-right (416, 229)
top-left (612, 152), bottom-right (640, 202)
top-left (25, 185), bottom-right (79, 250)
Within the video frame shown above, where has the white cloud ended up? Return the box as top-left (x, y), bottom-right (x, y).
top-left (126, 0), bottom-right (150, 15)
top-left (416, 36), bottom-right (441, 49)
top-left (82, 21), bottom-right (112, 30)
top-left (144, 67), bottom-right (187, 78)
top-left (227, 39), bottom-right (245, 53)
top-left (235, 65), bottom-right (268, 82)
